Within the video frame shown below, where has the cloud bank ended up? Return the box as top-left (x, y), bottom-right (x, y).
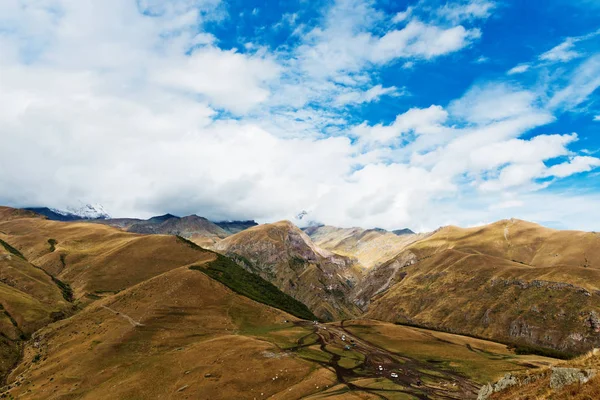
top-left (0, 0), bottom-right (599, 231)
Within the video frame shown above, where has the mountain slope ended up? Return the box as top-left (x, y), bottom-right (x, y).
top-left (4, 261), bottom-right (324, 399)
top-left (0, 243), bottom-right (70, 383)
top-left (304, 225), bottom-right (429, 269)
top-left (127, 215), bottom-right (229, 246)
top-left (364, 218), bottom-right (600, 354)
top-left (0, 212), bottom-right (215, 300)
top-left (96, 214), bottom-right (235, 247)
top-left (214, 221), bottom-right (363, 320)
top-left (0, 210), bottom-right (73, 382)
top-left (0, 206), bottom-right (326, 397)
top-left (214, 220), bottom-right (258, 235)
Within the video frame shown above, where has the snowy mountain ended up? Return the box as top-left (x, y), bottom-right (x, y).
top-left (65, 203), bottom-right (111, 219)
top-left (26, 204), bottom-right (110, 221)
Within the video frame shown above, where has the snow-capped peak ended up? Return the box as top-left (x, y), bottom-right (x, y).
top-left (65, 203), bottom-right (111, 219)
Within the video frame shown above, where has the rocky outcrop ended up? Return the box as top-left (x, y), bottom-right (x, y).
top-left (477, 373), bottom-right (521, 400)
top-left (549, 367), bottom-right (597, 389)
top-left (586, 311), bottom-right (600, 332)
top-left (477, 367), bottom-right (597, 399)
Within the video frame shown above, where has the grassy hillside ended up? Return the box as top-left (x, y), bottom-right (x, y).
top-left (0, 239), bottom-right (71, 383)
top-left (3, 264), bottom-right (328, 400)
top-left (191, 254), bottom-right (316, 320)
top-left (0, 207), bottom-right (576, 399)
top-left (364, 219), bottom-right (600, 354)
top-left (487, 350), bottom-right (600, 399)
top-left (0, 217), bottom-right (215, 299)
top-left (214, 221), bottom-right (363, 321)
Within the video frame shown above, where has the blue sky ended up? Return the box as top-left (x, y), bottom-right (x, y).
top-left (0, 0), bottom-right (599, 231)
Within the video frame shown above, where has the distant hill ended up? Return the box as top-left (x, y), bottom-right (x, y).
top-left (392, 228), bottom-right (415, 235)
top-left (87, 214), bottom-right (250, 247)
top-left (304, 225), bottom-right (427, 269)
top-left (214, 220), bottom-right (258, 235)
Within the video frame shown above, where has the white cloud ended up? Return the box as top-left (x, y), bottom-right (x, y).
top-left (372, 20), bottom-right (481, 62)
top-left (437, 0), bottom-right (496, 22)
top-left (152, 47), bottom-right (281, 114)
top-left (594, 115), bottom-right (600, 121)
top-left (539, 37), bottom-right (581, 62)
top-left (334, 84), bottom-right (400, 106)
top-left (489, 199), bottom-right (524, 210)
top-left (0, 0), bottom-right (598, 233)
top-left (549, 54), bottom-right (600, 110)
top-left (295, 1), bottom-right (483, 79)
top-left (351, 105), bottom-right (449, 147)
top-left (449, 83), bottom-right (542, 124)
top-left (544, 156), bottom-right (600, 178)
top-left (392, 7), bottom-right (413, 23)
top-left (507, 63), bottom-right (530, 75)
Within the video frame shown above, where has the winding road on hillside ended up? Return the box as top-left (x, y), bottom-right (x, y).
top-left (291, 320), bottom-right (480, 399)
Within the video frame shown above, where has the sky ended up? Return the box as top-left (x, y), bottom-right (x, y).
top-left (0, 0), bottom-right (599, 232)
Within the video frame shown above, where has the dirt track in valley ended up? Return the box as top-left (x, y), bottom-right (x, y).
top-left (291, 320), bottom-right (480, 399)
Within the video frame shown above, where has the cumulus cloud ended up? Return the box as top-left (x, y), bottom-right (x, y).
top-left (0, 0), bottom-right (598, 232)
top-left (295, 0), bottom-right (483, 79)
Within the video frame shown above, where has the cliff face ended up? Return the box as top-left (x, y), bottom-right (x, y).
top-left (214, 221), bottom-right (363, 320)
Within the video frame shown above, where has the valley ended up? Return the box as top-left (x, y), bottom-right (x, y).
top-left (1, 206), bottom-right (599, 399)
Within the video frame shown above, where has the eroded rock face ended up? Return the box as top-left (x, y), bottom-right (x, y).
top-left (549, 367), bottom-right (597, 390)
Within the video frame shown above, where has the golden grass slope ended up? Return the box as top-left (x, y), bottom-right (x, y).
top-left (4, 262), bottom-right (334, 400)
top-left (214, 221), bottom-right (363, 321)
top-left (365, 219), bottom-right (600, 354)
top-left (0, 206), bottom-right (213, 384)
top-left (0, 247), bottom-right (69, 384)
top-left (0, 209), bottom-right (72, 384)
top-left (304, 225), bottom-right (429, 269)
top-left (0, 216), bottom-right (214, 299)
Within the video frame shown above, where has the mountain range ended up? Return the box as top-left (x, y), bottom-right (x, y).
top-left (1, 205), bottom-right (599, 399)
